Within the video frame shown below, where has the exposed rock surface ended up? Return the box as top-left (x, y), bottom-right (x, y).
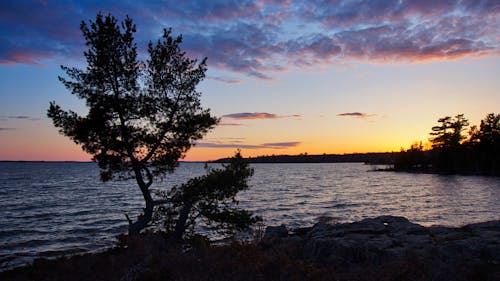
top-left (263, 216), bottom-right (500, 271)
top-left (262, 224), bottom-right (288, 243)
top-left (2, 216), bottom-right (498, 281)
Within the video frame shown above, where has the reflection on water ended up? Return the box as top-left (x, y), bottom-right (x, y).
top-left (0, 162), bottom-right (499, 270)
top-left (243, 163), bottom-right (499, 228)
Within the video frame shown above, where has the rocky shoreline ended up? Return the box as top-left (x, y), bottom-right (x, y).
top-left (263, 216), bottom-right (499, 268)
top-left (2, 216), bottom-right (499, 281)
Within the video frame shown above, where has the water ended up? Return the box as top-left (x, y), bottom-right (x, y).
top-left (1, 162), bottom-right (499, 270)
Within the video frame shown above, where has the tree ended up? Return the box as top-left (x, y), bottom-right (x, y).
top-left (47, 13), bottom-right (218, 235)
top-left (428, 114), bottom-right (469, 173)
top-left (429, 114), bottom-right (469, 149)
top-left (470, 113), bottom-right (500, 146)
top-left (469, 113), bottom-right (500, 175)
top-left (154, 151), bottom-right (261, 243)
top-left (394, 141), bottom-right (430, 171)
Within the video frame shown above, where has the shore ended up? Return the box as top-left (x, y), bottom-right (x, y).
top-left (1, 216), bottom-right (499, 281)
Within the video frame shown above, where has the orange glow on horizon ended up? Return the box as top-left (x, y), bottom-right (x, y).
top-left (183, 141), bottom-right (406, 162)
top-left (1, 141), bottom-right (407, 162)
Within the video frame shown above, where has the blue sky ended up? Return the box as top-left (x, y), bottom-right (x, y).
top-left (1, 0), bottom-right (499, 161)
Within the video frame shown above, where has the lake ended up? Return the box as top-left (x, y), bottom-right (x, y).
top-left (1, 162), bottom-right (499, 270)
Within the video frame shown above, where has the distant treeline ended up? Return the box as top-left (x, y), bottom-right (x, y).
top-left (213, 152), bottom-right (395, 164)
top-left (214, 113), bottom-right (499, 176)
top-left (395, 113), bottom-right (500, 176)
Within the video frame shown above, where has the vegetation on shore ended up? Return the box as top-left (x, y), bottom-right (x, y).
top-left (395, 113), bottom-right (500, 176)
top-left (213, 152), bottom-right (395, 164)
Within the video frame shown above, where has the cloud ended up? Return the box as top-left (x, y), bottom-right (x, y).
top-left (196, 142), bottom-right (262, 149)
top-left (196, 141), bottom-right (301, 149)
top-left (260, 142), bottom-right (301, 148)
top-left (0, 1), bottom-right (83, 64)
top-left (337, 112), bottom-right (377, 119)
top-left (1, 1), bottom-right (498, 78)
top-left (222, 112), bottom-right (279, 120)
top-left (207, 76), bottom-right (244, 84)
top-left (184, 21), bottom-right (282, 79)
top-left (5, 116), bottom-right (41, 121)
top-left (218, 122), bottom-right (245, 126)
top-left (222, 112), bottom-right (302, 120)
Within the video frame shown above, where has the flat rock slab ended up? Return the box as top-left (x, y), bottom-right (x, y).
top-left (263, 215), bottom-right (500, 267)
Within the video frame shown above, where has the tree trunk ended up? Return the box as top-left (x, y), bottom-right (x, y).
top-left (128, 196), bottom-right (154, 236)
top-left (128, 173), bottom-right (155, 236)
top-left (168, 201), bottom-right (193, 244)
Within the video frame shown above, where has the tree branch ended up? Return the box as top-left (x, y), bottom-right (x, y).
top-left (125, 213), bottom-right (133, 225)
top-left (143, 166), bottom-right (153, 189)
top-left (140, 90), bottom-right (182, 163)
top-left (152, 199), bottom-right (170, 206)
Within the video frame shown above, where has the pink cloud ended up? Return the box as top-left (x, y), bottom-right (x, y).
top-left (222, 112), bottom-right (279, 120)
top-left (222, 112), bottom-right (302, 120)
top-left (207, 76), bottom-right (244, 84)
top-left (1, 0), bottom-right (498, 77)
top-left (337, 112), bottom-right (378, 119)
top-left (196, 141), bottom-right (301, 149)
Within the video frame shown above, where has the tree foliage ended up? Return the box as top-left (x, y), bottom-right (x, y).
top-left (154, 151), bottom-right (262, 242)
top-left (47, 13), bottom-right (218, 235)
top-left (395, 113), bottom-right (499, 175)
top-left (429, 114), bottom-right (469, 149)
top-left (394, 141), bottom-right (431, 171)
top-left (470, 113), bottom-right (500, 146)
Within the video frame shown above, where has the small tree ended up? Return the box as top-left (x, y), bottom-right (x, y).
top-left (48, 13), bottom-right (218, 235)
top-left (154, 151), bottom-right (261, 243)
top-left (394, 141), bottom-right (430, 171)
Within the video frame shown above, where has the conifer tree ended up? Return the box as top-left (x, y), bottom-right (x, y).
top-left (48, 13), bottom-right (218, 235)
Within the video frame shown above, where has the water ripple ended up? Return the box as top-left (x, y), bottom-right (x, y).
top-left (1, 162), bottom-right (499, 271)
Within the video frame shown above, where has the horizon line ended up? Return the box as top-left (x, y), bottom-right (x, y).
top-left (0, 151), bottom-right (398, 163)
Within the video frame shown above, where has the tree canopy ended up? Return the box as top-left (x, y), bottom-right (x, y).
top-left (395, 113), bottom-right (500, 176)
top-left (48, 13), bottom-right (218, 235)
top-left (429, 114), bottom-right (469, 149)
top-left (154, 151), bottom-right (261, 243)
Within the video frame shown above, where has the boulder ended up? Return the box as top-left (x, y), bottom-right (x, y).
top-left (262, 224), bottom-right (288, 243)
top-left (304, 216), bottom-right (427, 264)
top-left (261, 216), bottom-right (499, 269)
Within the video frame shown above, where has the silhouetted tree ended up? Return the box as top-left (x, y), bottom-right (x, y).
top-left (470, 113), bottom-right (500, 146)
top-left (429, 114), bottom-right (469, 173)
top-left (430, 114), bottom-right (469, 149)
top-left (468, 113), bottom-right (500, 175)
top-left (395, 113), bottom-right (499, 176)
top-left (154, 151), bottom-right (261, 243)
top-left (394, 141), bottom-right (431, 171)
top-left (47, 14), bottom-right (218, 235)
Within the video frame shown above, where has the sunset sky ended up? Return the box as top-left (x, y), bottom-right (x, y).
top-left (1, 0), bottom-right (499, 161)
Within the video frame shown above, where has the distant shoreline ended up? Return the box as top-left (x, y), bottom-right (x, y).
top-left (0, 160), bottom-right (93, 163)
top-left (1, 153), bottom-right (397, 164)
top-left (212, 152), bottom-right (395, 164)
top-left (0, 160), bottom-right (208, 164)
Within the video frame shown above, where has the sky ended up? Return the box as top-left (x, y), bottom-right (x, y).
top-left (0, 0), bottom-right (499, 161)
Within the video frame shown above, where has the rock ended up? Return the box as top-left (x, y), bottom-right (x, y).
top-left (258, 215), bottom-right (499, 273)
top-left (291, 226), bottom-right (312, 237)
top-left (300, 216), bottom-right (500, 267)
top-left (262, 224), bottom-right (288, 243)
